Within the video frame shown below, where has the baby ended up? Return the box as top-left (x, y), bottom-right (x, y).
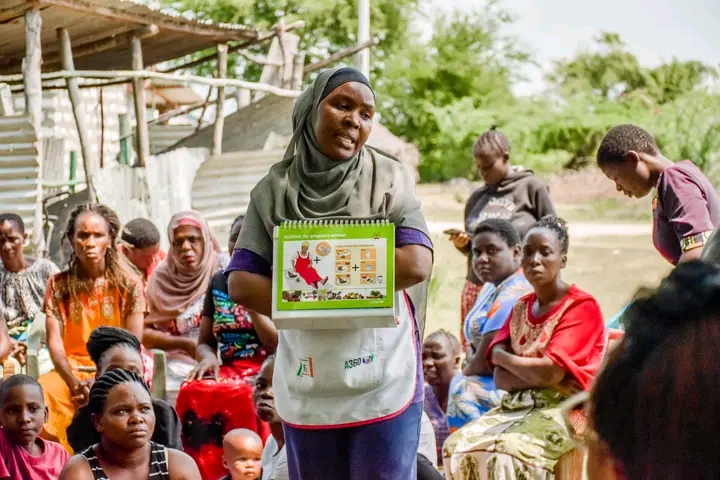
top-left (219, 428), bottom-right (263, 480)
top-left (0, 374), bottom-right (69, 479)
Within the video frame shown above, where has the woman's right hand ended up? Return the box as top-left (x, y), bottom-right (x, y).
top-left (69, 378), bottom-right (91, 406)
top-left (450, 232), bottom-right (470, 250)
top-left (186, 356), bottom-right (220, 381)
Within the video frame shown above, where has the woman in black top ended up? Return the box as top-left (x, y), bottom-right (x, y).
top-left (59, 369), bottom-right (200, 480)
top-left (450, 126), bottom-right (555, 347)
top-left (66, 327), bottom-right (182, 452)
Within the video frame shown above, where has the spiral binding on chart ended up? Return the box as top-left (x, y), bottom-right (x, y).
top-left (280, 219), bottom-right (391, 229)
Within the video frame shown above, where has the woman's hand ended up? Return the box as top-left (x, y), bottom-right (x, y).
top-left (10, 340), bottom-right (27, 365)
top-left (186, 356), bottom-right (220, 381)
top-left (450, 232), bottom-right (470, 250)
top-left (69, 378), bottom-right (92, 406)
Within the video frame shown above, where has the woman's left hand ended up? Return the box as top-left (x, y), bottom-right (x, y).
top-left (186, 356), bottom-right (220, 381)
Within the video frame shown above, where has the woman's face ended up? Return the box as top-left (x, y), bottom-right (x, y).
top-left (521, 228), bottom-right (566, 289)
top-left (472, 231), bottom-right (520, 286)
top-left (96, 346), bottom-right (144, 379)
top-left (72, 212), bottom-right (111, 271)
top-left (422, 337), bottom-right (459, 386)
top-left (314, 82), bottom-right (375, 162)
top-left (172, 225), bottom-right (204, 269)
top-left (475, 149), bottom-right (510, 185)
top-left (0, 220), bottom-right (25, 269)
top-left (93, 382), bottom-right (155, 449)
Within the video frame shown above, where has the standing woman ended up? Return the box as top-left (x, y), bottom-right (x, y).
top-left (144, 211), bottom-right (222, 406)
top-left (227, 67), bottom-right (433, 479)
top-left (39, 203), bottom-right (147, 451)
top-left (452, 126), bottom-right (555, 346)
top-left (598, 124), bottom-right (720, 265)
top-left (176, 215), bottom-right (276, 480)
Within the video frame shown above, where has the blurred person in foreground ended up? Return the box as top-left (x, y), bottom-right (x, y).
top-left (563, 260), bottom-right (720, 479)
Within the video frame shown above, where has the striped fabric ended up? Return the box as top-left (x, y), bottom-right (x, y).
top-left (80, 441), bottom-right (170, 479)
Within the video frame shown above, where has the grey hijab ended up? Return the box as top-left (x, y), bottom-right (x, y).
top-left (241, 67), bottom-right (429, 253)
top-left (238, 68), bottom-right (430, 329)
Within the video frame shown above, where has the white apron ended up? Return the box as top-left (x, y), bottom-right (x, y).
top-left (273, 292), bottom-right (418, 427)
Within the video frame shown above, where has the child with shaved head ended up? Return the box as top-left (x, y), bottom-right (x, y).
top-left (219, 429), bottom-right (263, 480)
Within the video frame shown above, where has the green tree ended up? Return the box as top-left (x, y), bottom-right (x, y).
top-left (376, 2), bottom-right (532, 181)
top-left (163, 0), bottom-right (420, 79)
top-left (548, 31), bottom-right (717, 104)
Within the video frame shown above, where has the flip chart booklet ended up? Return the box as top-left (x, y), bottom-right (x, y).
top-left (271, 219), bottom-right (396, 329)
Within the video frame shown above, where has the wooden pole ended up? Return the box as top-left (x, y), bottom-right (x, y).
top-left (24, 8), bottom-right (44, 254)
top-left (355, 0), bottom-right (370, 78)
top-left (304, 37), bottom-right (381, 74)
top-left (58, 28), bottom-right (96, 201)
top-left (131, 36), bottom-right (150, 168)
top-left (292, 52), bottom-right (305, 90)
top-left (0, 70), bottom-right (303, 98)
top-left (99, 88), bottom-right (105, 168)
top-left (212, 44), bottom-right (228, 156)
top-left (160, 20), bottom-right (305, 74)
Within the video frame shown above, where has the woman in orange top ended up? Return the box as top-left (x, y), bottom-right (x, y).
top-left (38, 204), bottom-right (146, 451)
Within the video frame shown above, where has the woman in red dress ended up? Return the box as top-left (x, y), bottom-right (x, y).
top-left (290, 241), bottom-right (327, 288)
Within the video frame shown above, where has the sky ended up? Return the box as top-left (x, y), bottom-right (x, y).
top-left (426, 0), bottom-right (720, 95)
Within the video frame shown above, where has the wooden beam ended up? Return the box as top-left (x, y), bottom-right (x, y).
top-left (131, 36), bottom-right (150, 168)
top-left (38, 0), bottom-right (257, 39)
top-left (0, 70), bottom-right (303, 97)
top-left (0, 3), bottom-right (32, 23)
top-left (304, 36), bottom-right (381, 74)
top-left (23, 7), bottom-right (44, 254)
top-left (58, 28), bottom-right (96, 201)
top-left (44, 25), bottom-right (159, 68)
top-left (291, 51), bottom-right (305, 90)
top-left (43, 25), bottom-right (131, 56)
top-left (212, 44), bottom-right (228, 156)
top-left (160, 20), bottom-right (305, 74)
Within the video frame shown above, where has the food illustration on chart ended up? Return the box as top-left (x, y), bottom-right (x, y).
top-left (281, 240), bottom-right (387, 304)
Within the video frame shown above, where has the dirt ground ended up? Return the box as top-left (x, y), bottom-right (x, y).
top-left (417, 180), bottom-right (671, 338)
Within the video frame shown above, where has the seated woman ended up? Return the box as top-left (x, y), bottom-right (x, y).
top-left (584, 261), bottom-right (720, 480)
top-left (144, 211), bottom-right (222, 406)
top-left (447, 218), bottom-right (532, 431)
top-left (175, 215), bottom-right (277, 480)
top-left (66, 326), bottom-right (182, 453)
top-left (38, 203), bottom-right (146, 452)
top-left (422, 330), bottom-right (460, 465)
top-left (59, 369), bottom-right (200, 480)
top-left (0, 212), bottom-right (59, 375)
top-left (442, 216), bottom-right (606, 480)
top-left (290, 241), bottom-right (328, 288)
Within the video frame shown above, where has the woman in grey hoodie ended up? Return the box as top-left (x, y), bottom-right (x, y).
top-left (449, 126), bottom-right (556, 347)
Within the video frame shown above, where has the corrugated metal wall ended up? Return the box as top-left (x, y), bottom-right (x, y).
top-left (191, 149), bottom-right (284, 241)
top-left (14, 84), bottom-right (129, 173)
top-left (0, 115), bottom-right (39, 234)
top-left (149, 124), bottom-right (196, 155)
